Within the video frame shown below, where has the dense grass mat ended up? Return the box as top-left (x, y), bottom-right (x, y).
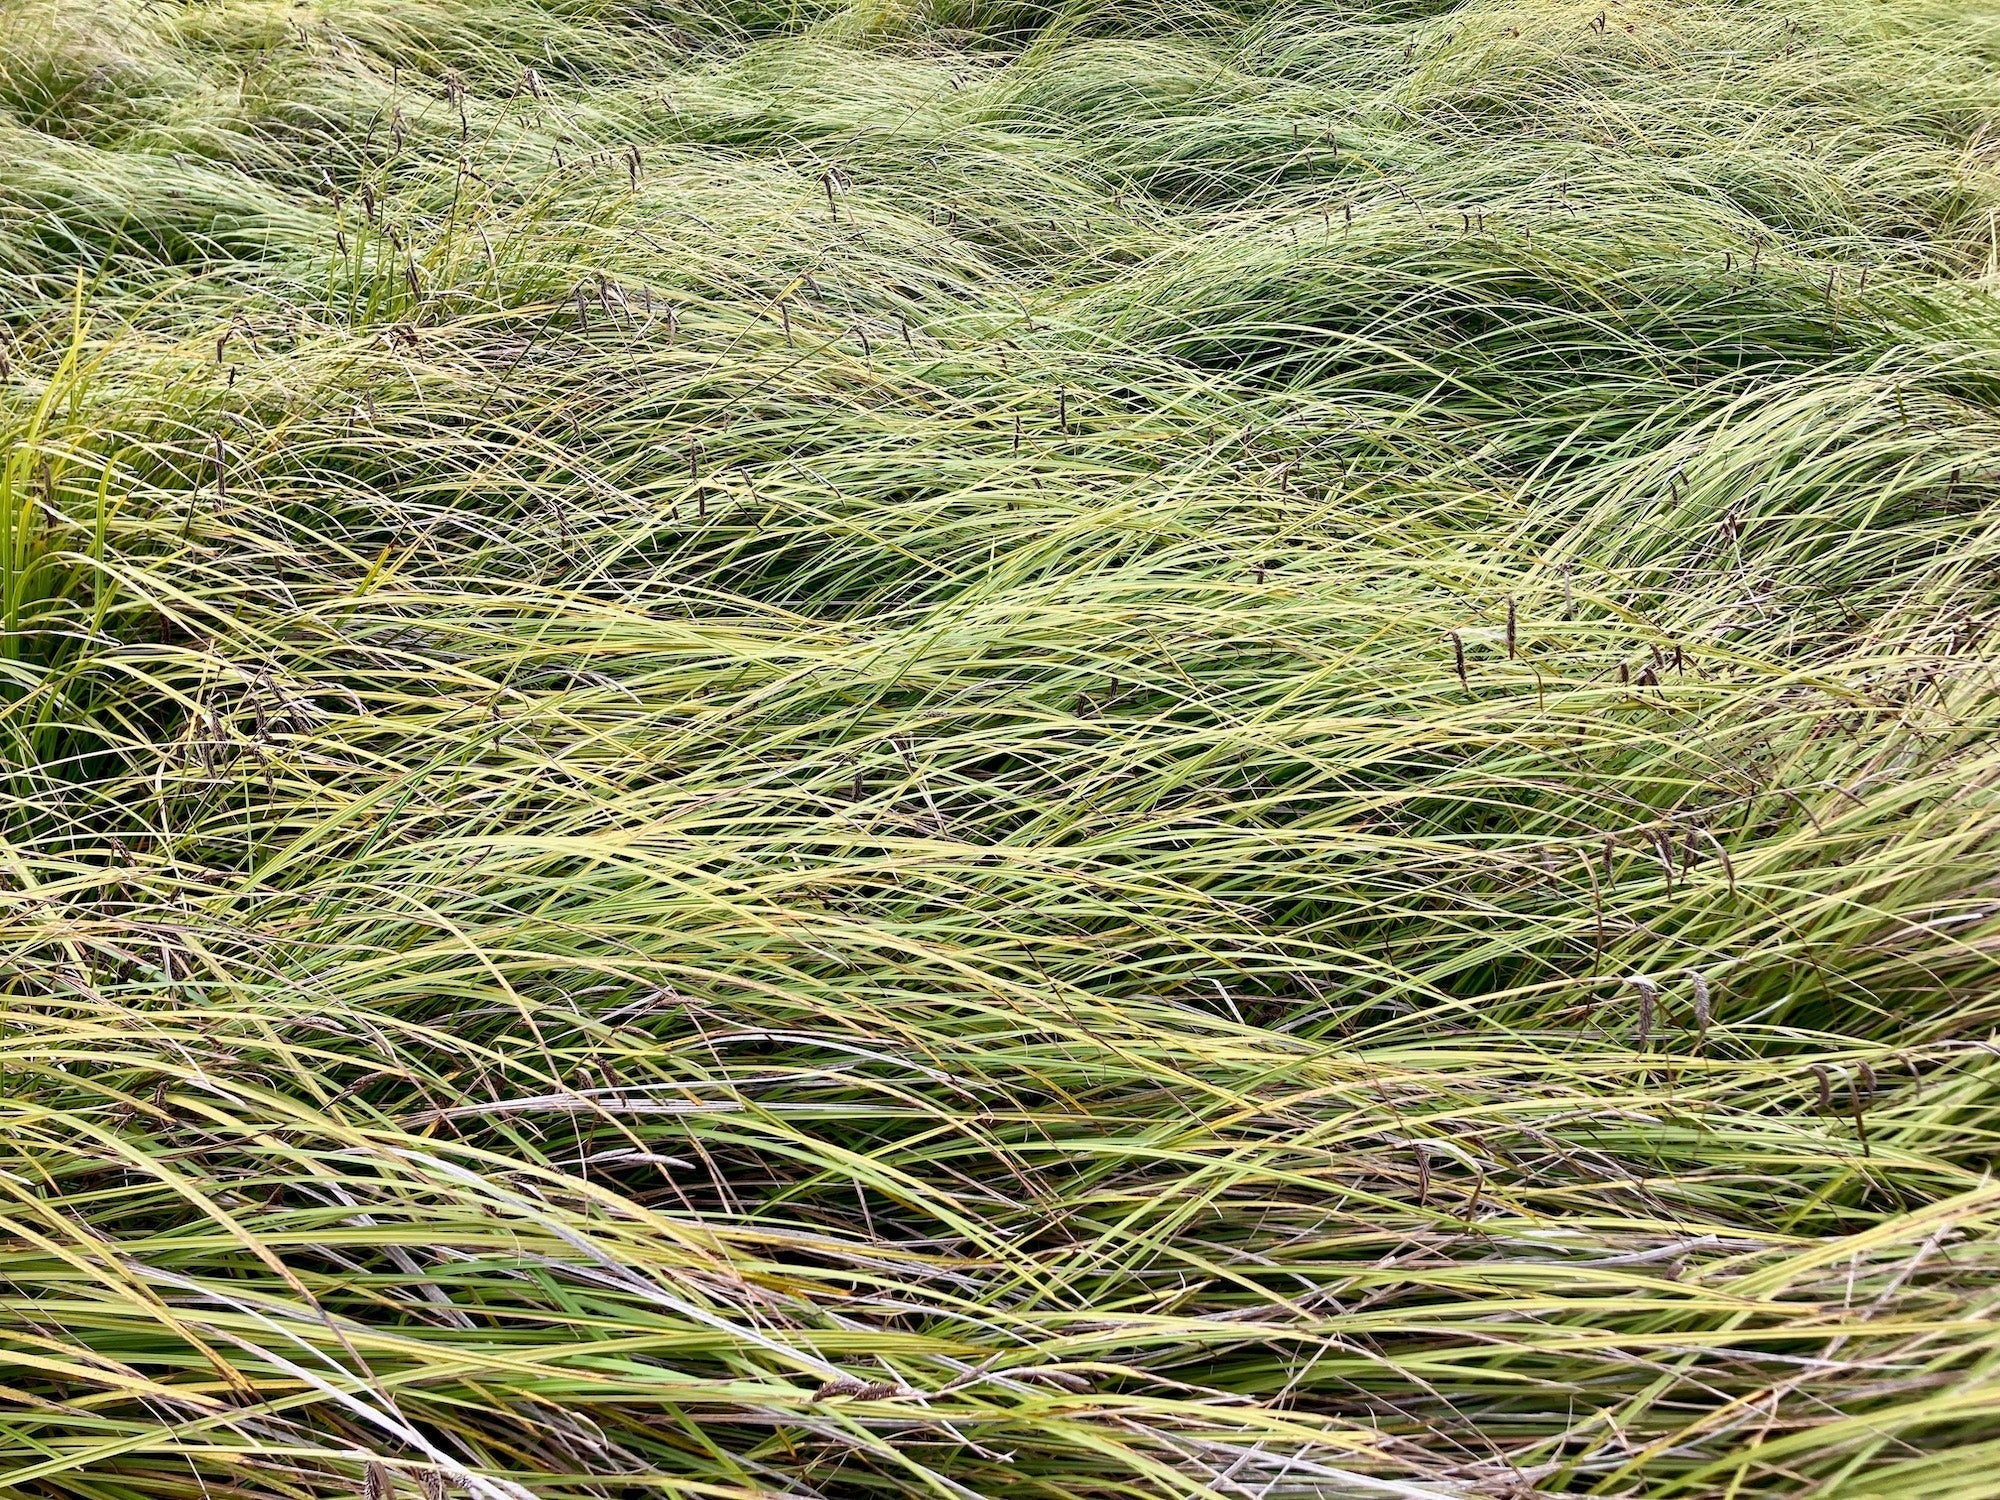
top-left (3, 0), bottom-right (2000, 1495)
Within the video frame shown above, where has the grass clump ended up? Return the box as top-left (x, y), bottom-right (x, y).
top-left (3, 0), bottom-right (2000, 1496)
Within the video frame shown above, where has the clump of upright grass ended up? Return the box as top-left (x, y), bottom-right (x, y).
top-left (3, 0), bottom-right (2000, 1498)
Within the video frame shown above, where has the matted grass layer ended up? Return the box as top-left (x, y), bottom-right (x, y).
top-left (3, 0), bottom-right (2000, 1495)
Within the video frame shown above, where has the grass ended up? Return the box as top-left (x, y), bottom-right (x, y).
top-left (2, 0), bottom-right (2000, 1494)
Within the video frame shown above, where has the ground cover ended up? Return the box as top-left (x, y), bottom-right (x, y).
top-left (4, 0), bottom-right (2000, 1495)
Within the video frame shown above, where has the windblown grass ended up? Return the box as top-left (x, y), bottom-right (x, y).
top-left (3, 0), bottom-right (2000, 1495)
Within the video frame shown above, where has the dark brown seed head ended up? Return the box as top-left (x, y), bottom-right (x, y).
top-left (1627, 976), bottom-right (1658, 1045)
top-left (1853, 1062), bottom-right (1877, 1110)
